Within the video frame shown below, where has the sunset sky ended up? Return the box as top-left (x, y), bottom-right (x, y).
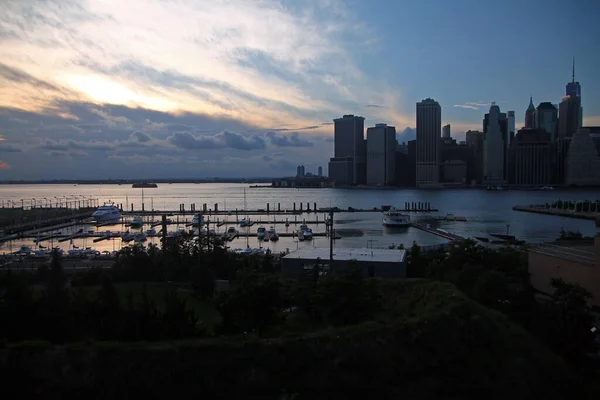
top-left (1, 0), bottom-right (599, 179)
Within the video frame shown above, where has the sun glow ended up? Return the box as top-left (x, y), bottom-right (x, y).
top-left (66, 75), bottom-right (140, 106)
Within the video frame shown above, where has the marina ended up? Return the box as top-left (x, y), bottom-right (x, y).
top-left (1, 184), bottom-right (598, 260)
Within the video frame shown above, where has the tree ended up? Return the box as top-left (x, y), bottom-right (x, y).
top-left (216, 269), bottom-right (284, 336)
top-left (162, 285), bottom-right (200, 339)
top-left (542, 278), bottom-right (597, 371)
top-left (312, 264), bottom-right (380, 326)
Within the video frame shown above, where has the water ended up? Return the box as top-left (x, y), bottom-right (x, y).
top-left (1, 183), bottom-right (598, 254)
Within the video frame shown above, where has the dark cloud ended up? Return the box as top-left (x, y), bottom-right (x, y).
top-left (0, 100), bottom-right (332, 179)
top-left (264, 131), bottom-right (314, 147)
top-left (40, 138), bottom-right (69, 151)
top-left (0, 143), bottom-right (23, 152)
top-left (130, 131), bottom-right (151, 142)
top-left (366, 104), bottom-right (387, 109)
top-left (0, 62), bottom-right (60, 92)
top-left (47, 150), bottom-right (69, 157)
top-left (40, 138), bottom-right (115, 151)
top-left (167, 130), bottom-right (265, 151)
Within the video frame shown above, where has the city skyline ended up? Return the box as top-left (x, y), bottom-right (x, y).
top-left (0, 0), bottom-right (599, 179)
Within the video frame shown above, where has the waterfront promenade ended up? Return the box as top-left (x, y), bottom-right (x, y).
top-left (513, 205), bottom-right (599, 220)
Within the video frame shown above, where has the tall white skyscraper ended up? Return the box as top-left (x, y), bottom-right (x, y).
top-left (483, 103), bottom-right (508, 183)
top-left (366, 123), bottom-right (396, 186)
top-left (442, 124), bottom-right (451, 138)
top-left (416, 98), bottom-right (442, 187)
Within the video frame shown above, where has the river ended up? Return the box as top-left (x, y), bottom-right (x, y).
top-left (0, 184), bottom-right (598, 254)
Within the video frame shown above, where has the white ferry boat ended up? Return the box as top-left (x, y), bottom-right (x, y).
top-left (382, 208), bottom-right (411, 227)
top-left (92, 203), bottom-right (121, 222)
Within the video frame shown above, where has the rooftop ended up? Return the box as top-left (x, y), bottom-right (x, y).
top-left (537, 102), bottom-right (557, 110)
top-left (283, 247), bottom-right (406, 263)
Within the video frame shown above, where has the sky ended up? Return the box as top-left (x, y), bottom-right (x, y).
top-left (0, 0), bottom-right (599, 180)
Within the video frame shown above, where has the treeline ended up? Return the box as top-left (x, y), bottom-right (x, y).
top-left (406, 240), bottom-right (598, 374)
top-left (549, 199), bottom-right (600, 212)
top-left (1, 236), bottom-right (598, 380)
top-left (1, 256), bottom-right (200, 343)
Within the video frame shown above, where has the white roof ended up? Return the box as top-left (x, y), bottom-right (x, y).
top-left (283, 247), bottom-right (406, 263)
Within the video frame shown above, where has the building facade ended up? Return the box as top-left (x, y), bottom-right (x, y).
top-left (332, 114), bottom-right (365, 185)
top-left (554, 137), bottom-right (571, 184)
top-left (558, 95), bottom-right (582, 138)
top-left (328, 157), bottom-right (354, 185)
top-left (416, 98), bottom-right (441, 187)
top-left (483, 103), bottom-right (509, 183)
top-left (508, 129), bottom-right (553, 185)
top-left (507, 111), bottom-right (515, 144)
top-left (466, 130), bottom-right (484, 184)
top-left (440, 160), bottom-right (467, 183)
top-left (296, 165), bottom-right (305, 177)
top-left (366, 123), bottom-right (396, 186)
top-left (534, 102), bottom-right (558, 139)
top-left (442, 124), bottom-right (451, 139)
top-left (318, 166), bottom-right (323, 177)
top-left (566, 127), bottom-right (600, 186)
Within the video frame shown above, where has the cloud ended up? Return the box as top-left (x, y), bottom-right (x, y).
top-left (0, 143), bottom-right (22, 152)
top-left (453, 102), bottom-right (490, 110)
top-left (0, 62), bottom-right (60, 92)
top-left (0, 160), bottom-right (11, 169)
top-left (453, 104), bottom-right (479, 110)
top-left (397, 127), bottom-right (416, 142)
top-left (265, 131), bottom-right (314, 147)
top-left (366, 104), bottom-right (387, 109)
top-left (167, 130), bottom-right (265, 150)
top-left (0, 0), bottom-right (410, 130)
top-left (130, 131), bottom-right (151, 142)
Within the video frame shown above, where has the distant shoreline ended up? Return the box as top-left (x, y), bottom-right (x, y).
top-left (0, 179), bottom-right (276, 185)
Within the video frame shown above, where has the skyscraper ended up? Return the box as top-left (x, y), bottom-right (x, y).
top-left (442, 124), bottom-right (451, 139)
top-left (466, 130), bottom-right (484, 184)
top-left (331, 114), bottom-right (365, 185)
top-left (534, 102), bottom-right (558, 138)
top-left (366, 123), bottom-right (396, 186)
top-left (525, 97), bottom-right (536, 128)
top-left (318, 166), bottom-right (323, 177)
top-left (558, 59), bottom-right (582, 138)
top-left (507, 111), bottom-right (515, 143)
top-left (483, 103), bottom-right (509, 183)
top-left (416, 98), bottom-right (441, 187)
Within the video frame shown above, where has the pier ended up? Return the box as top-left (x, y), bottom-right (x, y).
top-left (409, 222), bottom-right (466, 242)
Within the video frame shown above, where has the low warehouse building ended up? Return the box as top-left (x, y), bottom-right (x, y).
top-left (281, 247), bottom-right (407, 279)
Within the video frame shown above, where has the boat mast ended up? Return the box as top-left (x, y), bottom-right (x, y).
top-left (244, 188), bottom-right (249, 248)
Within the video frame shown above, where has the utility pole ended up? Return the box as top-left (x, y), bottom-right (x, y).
top-left (161, 214), bottom-right (167, 282)
top-left (329, 209), bottom-right (334, 262)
